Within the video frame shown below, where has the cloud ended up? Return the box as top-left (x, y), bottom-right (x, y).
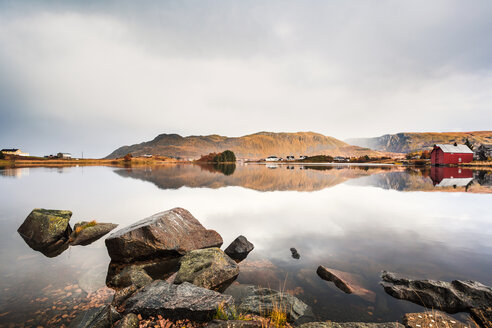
top-left (1, 0), bottom-right (492, 157)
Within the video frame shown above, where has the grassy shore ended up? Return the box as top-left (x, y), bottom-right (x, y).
top-left (0, 156), bottom-right (182, 168)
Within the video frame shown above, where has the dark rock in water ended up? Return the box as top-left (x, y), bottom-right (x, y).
top-left (470, 307), bottom-right (492, 328)
top-left (124, 280), bottom-right (234, 321)
top-left (112, 285), bottom-right (138, 309)
top-left (224, 235), bottom-right (254, 262)
top-left (206, 319), bottom-right (263, 328)
top-left (68, 305), bottom-right (121, 328)
top-left (17, 209), bottom-right (72, 257)
top-left (380, 271), bottom-right (492, 314)
top-left (290, 248), bottom-right (300, 259)
top-left (298, 322), bottom-right (404, 328)
top-left (70, 221), bottom-right (118, 246)
top-left (105, 208), bottom-right (223, 263)
top-left (317, 266), bottom-right (375, 302)
top-left (106, 257), bottom-right (180, 288)
top-left (114, 313), bottom-right (139, 328)
top-left (224, 284), bottom-right (309, 322)
top-left (403, 311), bottom-right (468, 328)
top-left (174, 247), bottom-right (239, 292)
top-left (107, 266), bottom-right (153, 289)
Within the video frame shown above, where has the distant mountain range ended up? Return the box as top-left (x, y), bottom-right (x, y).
top-left (346, 131), bottom-right (492, 153)
top-left (105, 132), bottom-right (384, 159)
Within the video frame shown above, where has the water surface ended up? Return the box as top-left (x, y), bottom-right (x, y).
top-left (1, 164), bottom-right (491, 326)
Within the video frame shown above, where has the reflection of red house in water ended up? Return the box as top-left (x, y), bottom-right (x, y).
top-left (430, 144), bottom-right (473, 165)
top-left (430, 166), bottom-right (473, 187)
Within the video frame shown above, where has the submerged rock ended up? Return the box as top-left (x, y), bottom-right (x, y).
top-left (224, 284), bottom-right (309, 322)
top-left (68, 305), bottom-right (121, 328)
top-left (380, 271), bottom-right (492, 314)
top-left (174, 247), bottom-right (239, 292)
top-left (124, 280), bottom-right (234, 321)
top-left (224, 235), bottom-right (254, 262)
top-left (403, 311), bottom-right (468, 328)
top-left (105, 208), bottom-right (223, 263)
top-left (70, 221), bottom-right (118, 246)
top-left (18, 209), bottom-right (72, 256)
top-left (317, 266), bottom-right (375, 302)
top-left (290, 248), bottom-right (300, 259)
top-left (298, 322), bottom-right (404, 328)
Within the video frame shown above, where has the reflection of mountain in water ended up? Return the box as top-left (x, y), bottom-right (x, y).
top-left (115, 164), bottom-right (390, 192)
top-left (115, 164), bottom-right (492, 193)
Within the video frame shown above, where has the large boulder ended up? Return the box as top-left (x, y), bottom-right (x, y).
top-left (70, 221), bottom-right (118, 246)
top-left (17, 209), bottom-right (72, 256)
top-left (317, 266), bottom-right (375, 302)
top-left (68, 305), bottom-right (121, 328)
top-left (224, 284), bottom-right (309, 322)
top-left (174, 247), bottom-right (239, 292)
top-left (124, 280), bottom-right (234, 321)
top-left (380, 271), bottom-right (492, 314)
top-left (224, 235), bottom-right (254, 262)
top-left (106, 266), bottom-right (153, 289)
top-left (105, 208), bottom-right (223, 263)
top-left (298, 323), bottom-right (404, 328)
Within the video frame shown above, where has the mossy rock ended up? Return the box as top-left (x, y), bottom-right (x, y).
top-left (70, 221), bottom-right (118, 246)
top-left (18, 208), bottom-right (72, 247)
top-left (174, 247), bottom-right (239, 292)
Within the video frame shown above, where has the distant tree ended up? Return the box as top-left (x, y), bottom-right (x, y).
top-left (213, 150), bottom-right (236, 163)
top-left (464, 138), bottom-right (474, 150)
top-left (421, 150), bottom-right (431, 159)
top-left (123, 153), bottom-right (133, 162)
top-left (197, 153), bottom-right (219, 162)
top-left (0, 152), bottom-right (4, 160)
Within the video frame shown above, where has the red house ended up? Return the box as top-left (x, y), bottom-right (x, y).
top-left (430, 144), bottom-right (473, 165)
top-left (430, 166), bottom-right (473, 186)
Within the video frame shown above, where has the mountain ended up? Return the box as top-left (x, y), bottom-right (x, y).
top-left (346, 131), bottom-right (492, 153)
top-left (106, 132), bottom-right (383, 159)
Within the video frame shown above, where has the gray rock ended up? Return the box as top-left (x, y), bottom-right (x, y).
top-left (124, 280), bottom-right (234, 321)
top-left (114, 313), bottom-right (139, 328)
top-left (174, 247), bottom-right (239, 292)
top-left (106, 257), bottom-right (180, 288)
top-left (298, 322), bottom-right (404, 328)
top-left (403, 312), bottom-right (468, 328)
top-left (112, 285), bottom-right (138, 309)
top-left (70, 221), bottom-right (118, 246)
top-left (224, 236), bottom-right (254, 262)
top-left (17, 209), bottom-right (72, 257)
top-left (224, 284), bottom-right (309, 322)
top-left (105, 208), bottom-right (223, 263)
top-left (380, 271), bottom-right (492, 313)
top-left (107, 266), bottom-right (153, 289)
top-left (68, 305), bottom-right (121, 328)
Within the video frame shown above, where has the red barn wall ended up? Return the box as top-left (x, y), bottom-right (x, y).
top-left (431, 147), bottom-right (473, 165)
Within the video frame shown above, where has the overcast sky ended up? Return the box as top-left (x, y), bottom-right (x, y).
top-left (1, 0), bottom-right (491, 158)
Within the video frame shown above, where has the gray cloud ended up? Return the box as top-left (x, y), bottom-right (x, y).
top-left (1, 0), bottom-right (491, 157)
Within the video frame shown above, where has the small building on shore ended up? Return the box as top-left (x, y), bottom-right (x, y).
top-left (57, 153), bottom-right (72, 159)
top-left (430, 144), bottom-right (473, 165)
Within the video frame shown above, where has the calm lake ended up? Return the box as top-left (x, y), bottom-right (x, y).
top-left (1, 164), bottom-right (491, 326)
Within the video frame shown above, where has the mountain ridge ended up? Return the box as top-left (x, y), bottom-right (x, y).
top-left (346, 131), bottom-right (492, 153)
top-left (106, 131), bottom-right (383, 159)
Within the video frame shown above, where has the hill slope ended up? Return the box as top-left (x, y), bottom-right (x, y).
top-left (106, 132), bottom-right (382, 159)
top-left (346, 131), bottom-right (492, 153)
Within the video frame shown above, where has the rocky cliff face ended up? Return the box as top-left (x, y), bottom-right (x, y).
top-left (347, 131), bottom-right (492, 153)
top-left (106, 132), bottom-right (380, 159)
